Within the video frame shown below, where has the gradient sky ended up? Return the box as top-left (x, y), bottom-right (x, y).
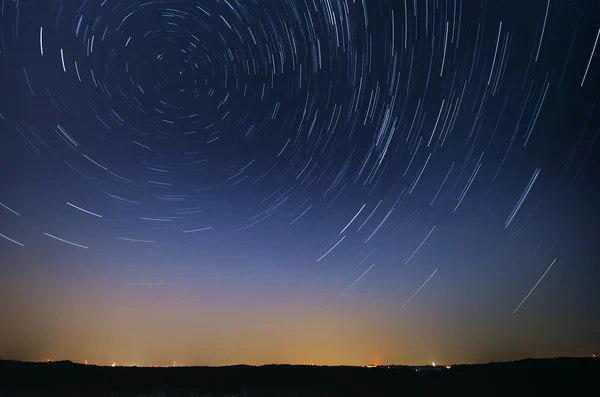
top-left (1, 0), bottom-right (599, 367)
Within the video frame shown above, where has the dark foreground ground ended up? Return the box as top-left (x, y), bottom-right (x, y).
top-left (0, 357), bottom-right (598, 396)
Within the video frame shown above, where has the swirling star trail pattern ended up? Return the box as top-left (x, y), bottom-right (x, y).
top-left (0, 0), bottom-right (599, 366)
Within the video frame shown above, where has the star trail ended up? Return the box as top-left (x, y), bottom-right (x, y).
top-left (0, 0), bottom-right (599, 366)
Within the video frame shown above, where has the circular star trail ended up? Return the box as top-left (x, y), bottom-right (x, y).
top-left (1, 0), bottom-right (599, 365)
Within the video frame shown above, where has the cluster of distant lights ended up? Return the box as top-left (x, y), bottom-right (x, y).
top-left (109, 361), bottom-right (178, 368)
top-left (365, 362), bottom-right (451, 369)
top-left (44, 359), bottom-right (178, 368)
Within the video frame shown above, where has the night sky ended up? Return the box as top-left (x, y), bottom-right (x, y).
top-left (1, 0), bottom-right (599, 367)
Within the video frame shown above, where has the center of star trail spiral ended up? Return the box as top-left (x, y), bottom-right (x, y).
top-left (0, 0), bottom-right (599, 365)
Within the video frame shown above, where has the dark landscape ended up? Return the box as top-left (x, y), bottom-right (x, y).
top-left (1, 358), bottom-right (598, 396)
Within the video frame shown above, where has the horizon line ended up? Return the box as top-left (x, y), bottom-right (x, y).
top-left (1, 356), bottom-right (594, 369)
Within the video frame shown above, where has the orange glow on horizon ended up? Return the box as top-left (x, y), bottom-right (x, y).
top-left (3, 289), bottom-right (572, 366)
top-left (369, 352), bottom-right (382, 367)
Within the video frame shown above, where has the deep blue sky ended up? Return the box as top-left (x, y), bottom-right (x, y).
top-left (0, 0), bottom-right (599, 366)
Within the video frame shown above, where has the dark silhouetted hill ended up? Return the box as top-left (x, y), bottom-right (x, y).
top-left (0, 357), bottom-right (598, 396)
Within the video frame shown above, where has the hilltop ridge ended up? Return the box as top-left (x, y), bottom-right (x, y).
top-left (0, 357), bottom-right (597, 396)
